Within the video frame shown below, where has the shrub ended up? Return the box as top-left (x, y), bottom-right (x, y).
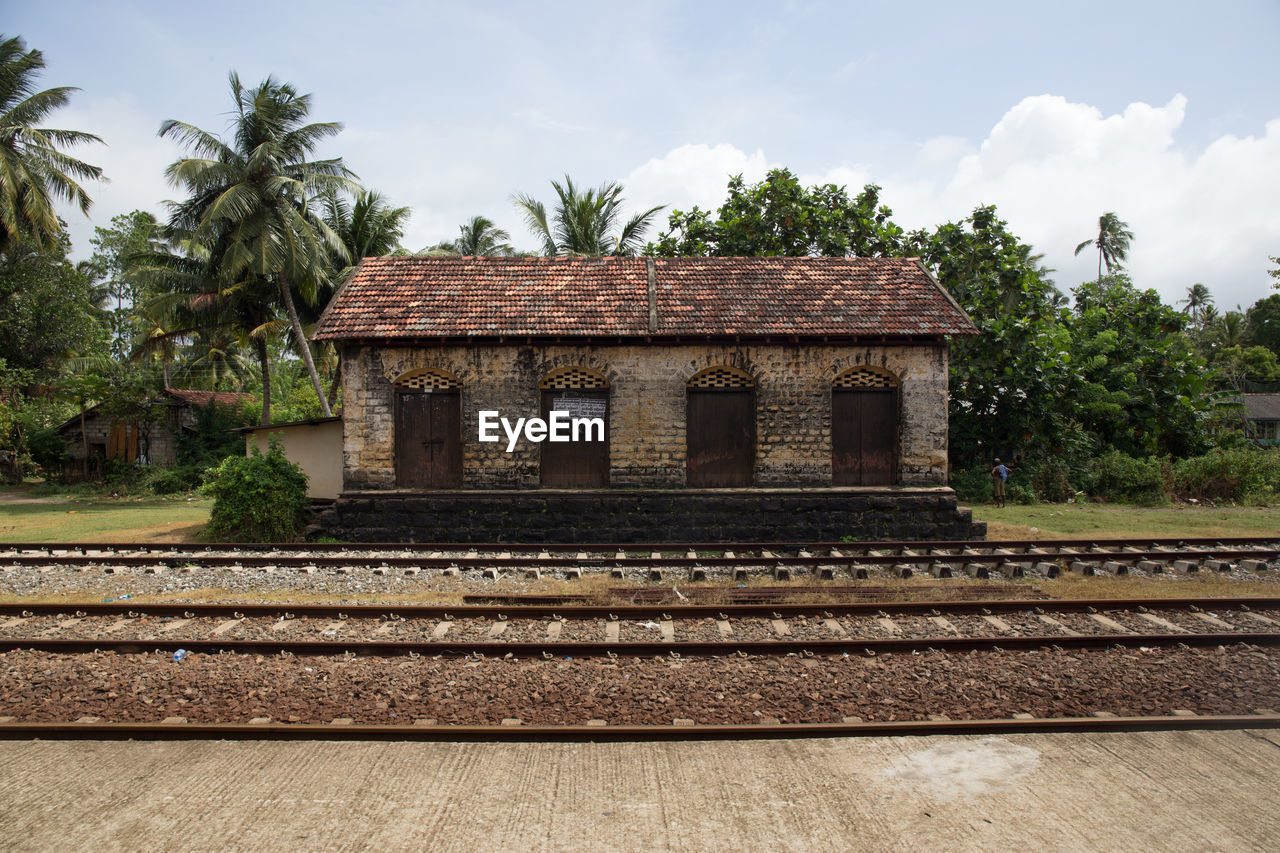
top-left (201, 440), bottom-right (309, 541)
top-left (1088, 451), bottom-right (1170, 505)
top-left (1007, 483), bottom-right (1036, 505)
top-left (144, 463), bottom-right (206, 495)
top-left (1173, 448), bottom-right (1280, 504)
top-left (949, 467), bottom-right (992, 502)
top-left (1015, 458), bottom-right (1076, 503)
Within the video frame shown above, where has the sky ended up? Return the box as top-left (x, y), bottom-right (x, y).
top-left (11, 0), bottom-right (1280, 312)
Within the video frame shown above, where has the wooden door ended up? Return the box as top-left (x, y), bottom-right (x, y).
top-left (540, 390), bottom-right (609, 488)
top-left (686, 389), bottom-right (754, 487)
top-left (832, 388), bottom-right (898, 485)
top-left (395, 391), bottom-right (462, 488)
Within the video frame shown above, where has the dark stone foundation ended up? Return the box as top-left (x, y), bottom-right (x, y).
top-left (310, 487), bottom-right (986, 543)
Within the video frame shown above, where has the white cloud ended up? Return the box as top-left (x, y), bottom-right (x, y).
top-left (627, 96), bottom-right (1280, 310)
top-left (624, 143), bottom-right (772, 228)
top-left (53, 95), bottom-right (174, 256)
top-left (882, 93), bottom-right (1280, 309)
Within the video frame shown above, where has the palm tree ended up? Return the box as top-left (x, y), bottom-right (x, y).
top-left (1179, 283), bottom-right (1213, 324)
top-left (429, 215), bottom-right (514, 256)
top-left (314, 187), bottom-right (409, 406)
top-left (1219, 310), bottom-right (1245, 348)
top-left (0, 35), bottom-right (104, 255)
top-left (322, 188), bottom-right (410, 274)
top-left (513, 175), bottom-right (664, 256)
top-left (130, 226), bottom-right (282, 424)
top-left (1074, 212), bottom-right (1133, 281)
top-left (160, 72), bottom-right (357, 418)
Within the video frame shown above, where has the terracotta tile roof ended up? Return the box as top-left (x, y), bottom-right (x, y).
top-left (312, 256), bottom-right (975, 341)
top-left (163, 388), bottom-right (256, 408)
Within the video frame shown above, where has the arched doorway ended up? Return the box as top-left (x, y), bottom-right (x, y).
top-left (540, 367), bottom-right (610, 488)
top-left (686, 366), bottom-right (755, 487)
top-left (394, 369), bottom-right (462, 488)
top-left (831, 367), bottom-right (899, 486)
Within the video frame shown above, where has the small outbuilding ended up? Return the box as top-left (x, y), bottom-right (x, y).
top-left (56, 387), bottom-right (254, 478)
top-left (241, 416), bottom-right (343, 499)
top-left (310, 256), bottom-right (983, 542)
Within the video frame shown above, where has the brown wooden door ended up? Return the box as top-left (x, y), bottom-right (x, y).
top-left (395, 391), bottom-right (462, 488)
top-left (832, 388), bottom-right (898, 485)
top-left (540, 390), bottom-right (609, 488)
top-left (686, 389), bottom-right (754, 487)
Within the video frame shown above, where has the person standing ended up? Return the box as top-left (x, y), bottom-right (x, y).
top-left (991, 458), bottom-right (1010, 508)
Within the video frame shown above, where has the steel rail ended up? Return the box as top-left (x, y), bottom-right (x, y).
top-left (1, 548), bottom-right (1275, 571)
top-left (1, 597), bottom-right (1276, 620)
top-left (1, 714), bottom-right (1276, 742)
top-left (2, 536), bottom-right (1277, 553)
top-left (2, 631), bottom-right (1274, 658)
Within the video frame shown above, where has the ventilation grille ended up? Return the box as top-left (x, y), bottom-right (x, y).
top-left (687, 367), bottom-right (755, 389)
top-left (833, 368), bottom-right (898, 389)
top-left (394, 369), bottom-right (461, 391)
top-left (540, 367), bottom-right (609, 390)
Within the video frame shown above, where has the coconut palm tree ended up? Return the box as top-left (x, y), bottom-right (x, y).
top-left (130, 226), bottom-right (282, 424)
top-left (1074, 212), bottom-right (1133, 282)
top-left (513, 175), bottom-right (664, 256)
top-left (321, 188), bottom-right (410, 274)
top-left (0, 35), bottom-right (104, 255)
top-left (1179, 282), bottom-right (1213, 324)
top-left (429, 215), bottom-right (514, 256)
top-left (160, 72), bottom-right (357, 417)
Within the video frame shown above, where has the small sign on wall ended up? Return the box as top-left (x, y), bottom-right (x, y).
top-left (552, 397), bottom-right (607, 419)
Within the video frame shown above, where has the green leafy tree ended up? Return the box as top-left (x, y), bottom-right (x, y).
top-left (82, 211), bottom-right (163, 360)
top-left (650, 168), bottom-right (906, 258)
top-left (1217, 345), bottom-right (1280, 386)
top-left (1074, 212), bottom-right (1133, 282)
top-left (1245, 294), bottom-right (1280, 357)
top-left (0, 229), bottom-right (104, 380)
top-left (0, 35), bottom-right (104, 255)
top-left (1070, 274), bottom-right (1209, 457)
top-left (916, 205), bottom-right (1074, 466)
top-left (161, 72), bottom-right (358, 418)
top-left (513, 175), bottom-right (663, 256)
top-left (431, 215), bottom-right (514, 256)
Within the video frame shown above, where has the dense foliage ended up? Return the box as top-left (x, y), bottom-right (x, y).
top-left (202, 440), bottom-right (309, 541)
top-left (649, 168), bottom-right (905, 258)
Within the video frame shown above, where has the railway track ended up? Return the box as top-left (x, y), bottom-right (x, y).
top-left (2, 597), bottom-right (1276, 656)
top-left (3, 597), bottom-right (1277, 739)
top-left (1, 537), bottom-right (1277, 580)
top-left (3, 714), bottom-right (1277, 742)
top-left (3, 543), bottom-right (1278, 741)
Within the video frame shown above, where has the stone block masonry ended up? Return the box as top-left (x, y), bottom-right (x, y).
top-left (340, 342), bottom-right (950, 490)
top-left (311, 488), bottom-right (986, 544)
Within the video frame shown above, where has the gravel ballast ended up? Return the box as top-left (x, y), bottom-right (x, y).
top-left (2, 645), bottom-right (1277, 726)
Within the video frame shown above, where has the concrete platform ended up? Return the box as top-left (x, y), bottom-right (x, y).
top-left (1, 730), bottom-right (1277, 851)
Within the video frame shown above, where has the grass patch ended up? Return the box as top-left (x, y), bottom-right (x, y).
top-left (0, 487), bottom-right (210, 543)
top-left (972, 503), bottom-right (1280, 540)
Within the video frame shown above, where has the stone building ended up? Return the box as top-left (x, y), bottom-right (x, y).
top-left (56, 388), bottom-right (254, 478)
top-left (311, 256), bottom-right (984, 542)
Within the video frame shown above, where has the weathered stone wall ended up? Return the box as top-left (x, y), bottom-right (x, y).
top-left (312, 488), bottom-right (986, 543)
top-left (340, 342), bottom-right (950, 490)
